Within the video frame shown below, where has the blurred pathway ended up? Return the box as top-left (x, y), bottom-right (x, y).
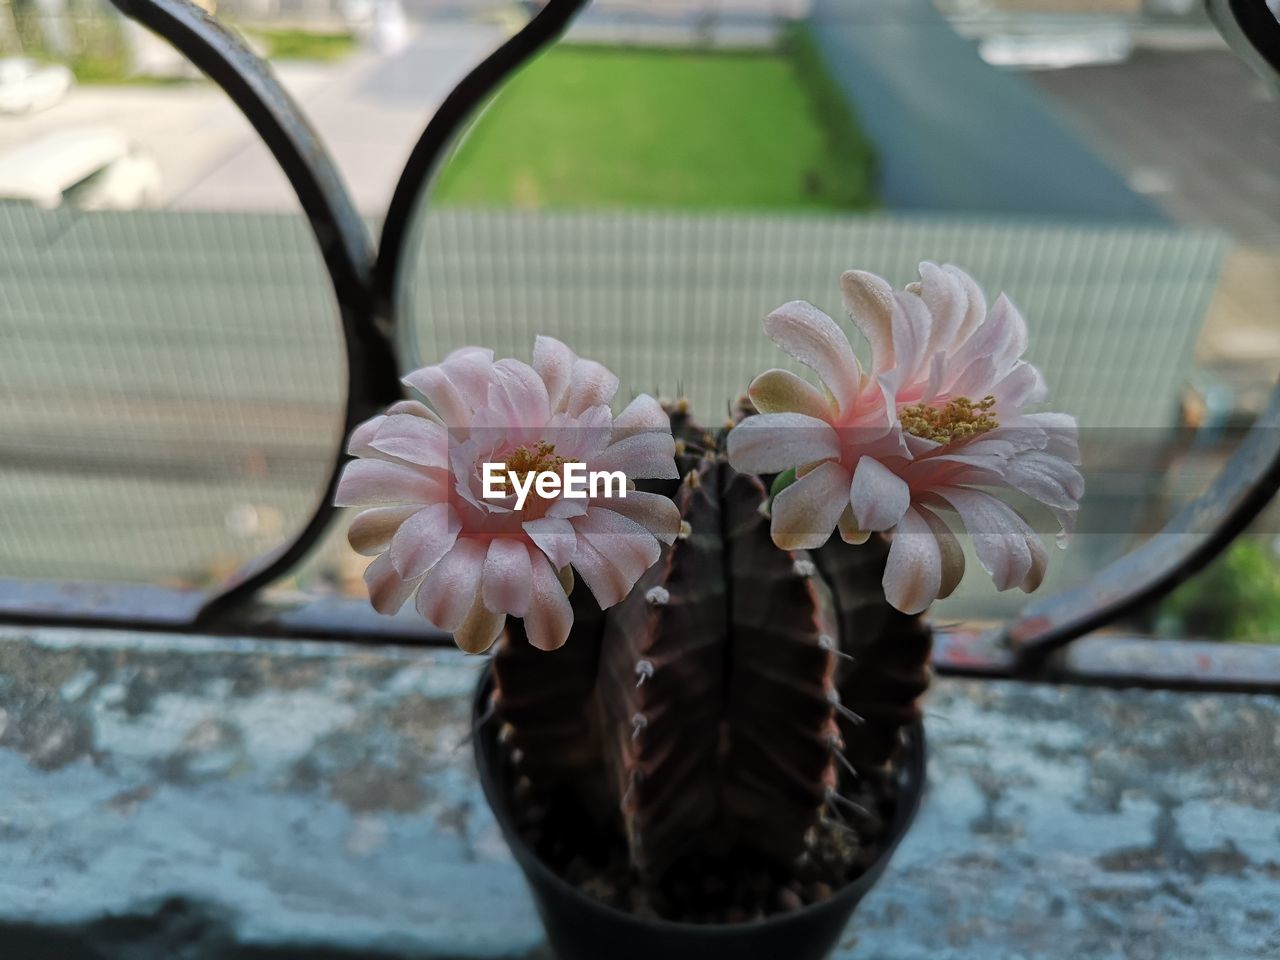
top-left (173, 22), bottom-right (504, 214)
top-left (0, 22), bottom-right (504, 216)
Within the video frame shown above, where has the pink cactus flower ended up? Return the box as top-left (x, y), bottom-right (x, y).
top-left (336, 337), bottom-right (680, 653)
top-left (727, 263), bottom-right (1082, 615)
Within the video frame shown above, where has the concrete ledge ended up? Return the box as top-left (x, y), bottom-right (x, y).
top-left (1, 626), bottom-right (1277, 958)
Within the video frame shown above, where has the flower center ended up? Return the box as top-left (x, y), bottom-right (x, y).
top-left (504, 440), bottom-right (573, 480)
top-left (482, 440), bottom-right (580, 502)
top-left (900, 395), bottom-right (998, 444)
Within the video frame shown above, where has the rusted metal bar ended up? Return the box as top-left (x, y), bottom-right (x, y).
top-left (0, 578), bottom-right (448, 645)
top-left (95, 0), bottom-right (587, 628)
top-left (4, 578), bottom-right (1277, 692)
top-left (1004, 383), bottom-right (1280, 674)
top-left (1000, 3), bottom-right (1280, 675)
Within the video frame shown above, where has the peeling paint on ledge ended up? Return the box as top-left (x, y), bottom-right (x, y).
top-left (0, 626), bottom-right (1277, 959)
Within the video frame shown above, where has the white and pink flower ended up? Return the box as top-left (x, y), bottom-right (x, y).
top-left (727, 263), bottom-right (1083, 615)
top-left (336, 337), bottom-right (680, 653)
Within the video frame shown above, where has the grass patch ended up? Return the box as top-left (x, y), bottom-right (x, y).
top-left (434, 41), bottom-right (876, 211)
top-left (12, 14), bottom-right (189, 86)
top-left (249, 28), bottom-right (358, 63)
top-left (1157, 539), bottom-right (1280, 644)
top-left (64, 53), bottom-right (185, 86)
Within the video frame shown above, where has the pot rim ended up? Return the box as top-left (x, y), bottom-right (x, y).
top-left (472, 662), bottom-right (927, 935)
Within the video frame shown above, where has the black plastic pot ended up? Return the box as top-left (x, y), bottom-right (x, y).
top-left (472, 665), bottom-right (926, 960)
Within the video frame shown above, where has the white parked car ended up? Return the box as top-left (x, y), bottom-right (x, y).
top-left (0, 58), bottom-right (73, 115)
top-left (0, 127), bottom-right (161, 210)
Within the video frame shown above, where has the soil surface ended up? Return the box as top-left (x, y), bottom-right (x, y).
top-left (509, 764), bottom-right (900, 924)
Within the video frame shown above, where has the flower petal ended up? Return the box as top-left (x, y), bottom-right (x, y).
top-left (1015, 412), bottom-right (1081, 464)
top-left (387, 399), bottom-right (443, 424)
top-left (533, 335), bottom-right (575, 412)
top-left (523, 516), bottom-right (578, 569)
top-left (573, 508), bottom-right (662, 592)
top-left (348, 505), bottom-right (418, 556)
top-left (888, 290), bottom-right (931, 388)
top-left (840, 269), bottom-right (896, 376)
top-left (943, 264), bottom-right (988, 345)
top-left (522, 549), bottom-right (574, 651)
top-left (916, 504), bottom-right (965, 600)
top-left (769, 460), bottom-right (853, 550)
top-left (335, 459), bottom-right (441, 507)
top-left (453, 595), bottom-right (505, 654)
top-left (992, 294), bottom-right (1030, 373)
top-left (850, 456), bottom-right (911, 532)
top-left (991, 360), bottom-right (1047, 410)
top-left (838, 504), bottom-right (871, 545)
top-left (389, 503), bottom-right (459, 579)
top-left (943, 294), bottom-right (1017, 394)
top-left (725, 412), bottom-right (839, 475)
top-left (946, 353), bottom-right (998, 405)
top-left (363, 552), bottom-right (420, 615)
top-left (347, 414), bottom-right (385, 457)
top-left (563, 357), bottom-right (620, 417)
top-left (916, 261), bottom-right (967, 358)
top-left (1022, 530), bottom-right (1049, 593)
top-left (883, 507), bottom-right (942, 615)
top-left (934, 488), bottom-right (1033, 591)
top-left (402, 347), bottom-right (493, 424)
top-left (1001, 450), bottom-right (1085, 512)
top-left (415, 538), bottom-right (486, 630)
top-left (595, 490), bottom-right (682, 545)
top-left (763, 300), bottom-right (862, 416)
top-left (612, 393), bottom-right (670, 442)
top-left (482, 537), bottom-right (534, 617)
top-left (748, 368), bottom-right (832, 420)
top-left (570, 535), bottom-right (635, 609)
top-left (592, 432), bottom-right (678, 481)
top-left (369, 414), bottom-right (449, 469)
top-left (487, 358), bottom-right (552, 429)
top-left (547, 497), bottom-right (589, 519)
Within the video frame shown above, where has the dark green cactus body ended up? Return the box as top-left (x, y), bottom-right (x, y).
top-left (491, 404), bottom-right (931, 888)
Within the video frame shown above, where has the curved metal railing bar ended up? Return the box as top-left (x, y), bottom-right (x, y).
top-left (104, 0), bottom-right (402, 626)
top-left (5, 0), bottom-right (1275, 687)
top-left (1217, 0), bottom-right (1280, 77)
top-left (1004, 383), bottom-right (1280, 674)
top-left (1000, 0), bottom-right (1280, 672)
top-left (374, 0), bottom-right (591, 340)
top-left (110, 0), bottom-right (375, 321)
top-left (104, 0), bottom-right (591, 626)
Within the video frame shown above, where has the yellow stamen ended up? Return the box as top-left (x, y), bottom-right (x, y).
top-left (491, 441), bottom-right (575, 495)
top-left (900, 395), bottom-right (998, 444)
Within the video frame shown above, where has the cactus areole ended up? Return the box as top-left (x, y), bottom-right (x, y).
top-left (339, 264), bottom-right (1079, 932)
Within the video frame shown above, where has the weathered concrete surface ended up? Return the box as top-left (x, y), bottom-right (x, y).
top-left (0, 626), bottom-right (1277, 959)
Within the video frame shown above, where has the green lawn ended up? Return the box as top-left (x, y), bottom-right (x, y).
top-left (434, 43), bottom-right (876, 211)
top-left (250, 28), bottom-right (358, 63)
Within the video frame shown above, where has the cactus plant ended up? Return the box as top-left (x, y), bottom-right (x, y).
top-left (490, 402), bottom-right (931, 916)
top-left (339, 263), bottom-right (1080, 922)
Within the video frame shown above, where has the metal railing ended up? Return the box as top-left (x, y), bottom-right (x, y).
top-left (0, 0), bottom-right (1278, 692)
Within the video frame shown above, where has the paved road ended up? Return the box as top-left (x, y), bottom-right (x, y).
top-left (1032, 46), bottom-right (1280, 244)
